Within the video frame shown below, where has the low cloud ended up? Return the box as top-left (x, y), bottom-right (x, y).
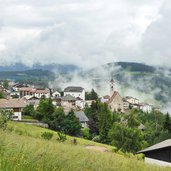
top-left (0, 0), bottom-right (170, 68)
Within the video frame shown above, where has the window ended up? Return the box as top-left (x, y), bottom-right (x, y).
top-left (169, 151), bottom-right (171, 158)
top-left (12, 115), bottom-right (18, 119)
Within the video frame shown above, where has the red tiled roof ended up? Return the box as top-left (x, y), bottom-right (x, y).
top-left (19, 87), bottom-right (49, 94)
top-left (0, 99), bottom-right (26, 108)
top-left (35, 89), bottom-right (49, 94)
top-left (19, 87), bottom-right (33, 91)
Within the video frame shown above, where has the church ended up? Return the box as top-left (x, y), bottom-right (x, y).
top-left (102, 79), bottom-right (124, 113)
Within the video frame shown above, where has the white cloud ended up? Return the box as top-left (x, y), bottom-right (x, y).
top-left (0, 0), bottom-right (169, 68)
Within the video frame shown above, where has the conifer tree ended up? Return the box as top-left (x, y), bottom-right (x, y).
top-left (163, 113), bottom-right (171, 133)
top-left (63, 109), bottom-right (82, 136)
top-left (98, 103), bottom-right (112, 143)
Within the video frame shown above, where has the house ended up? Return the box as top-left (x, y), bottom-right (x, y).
top-left (122, 96), bottom-right (140, 110)
top-left (122, 98), bottom-right (130, 110)
top-left (75, 111), bottom-right (89, 128)
top-left (22, 95), bottom-right (40, 108)
top-left (125, 96), bottom-right (139, 105)
top-left (19, 87), bottom-right (50, 98)
top-left (137, 139), bottom-right (171, 167)
top-left (61, 94), bottom-right (77, 110)
top-left (64, 86), bottom-right (85, 101)
top-left (12, 83), bottom-right (23, 91)
top-left (10, 91), bottom-right (20, 97)
top-left (138, 103), bottom-right (152, 113)
top-left (85, 100), bottom-right (95, 107)
top-left (107, 79), bottom-right (124, 113)
top-left (52, 91), bottom-right (61, 98)
top-left (34, 89), bottom-right (50, 98)
top-left (101, 95), bottom-right (110, 103)
top-left (75, 97), bottom-right (84, 109)
top-left (52, 96), bottom-right (62, 106)
top-left (153, 106), bottom-right (161, 112)
top-left (0, 98), bottom-right (26, 120)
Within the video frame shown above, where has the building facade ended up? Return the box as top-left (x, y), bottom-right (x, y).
top-left (64, 87), bottom-right (85, 101)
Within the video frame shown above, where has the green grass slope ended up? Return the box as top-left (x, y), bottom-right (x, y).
top-left (0, 122), bottom-right (170, 171)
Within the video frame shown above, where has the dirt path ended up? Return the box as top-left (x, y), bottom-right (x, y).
top-left (85, 145), bottom-right (109, 152)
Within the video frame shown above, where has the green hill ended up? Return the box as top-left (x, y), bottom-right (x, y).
top-left (0, 122), bottom-right (170, 171)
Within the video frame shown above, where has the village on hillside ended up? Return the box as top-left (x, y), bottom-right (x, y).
top-left (0, 79), bottom-right (160, 126)
top-left (2, 79), bottom-right (171, 168)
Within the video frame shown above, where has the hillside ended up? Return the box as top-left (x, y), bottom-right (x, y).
top-left (1, 122), bottom-right (170, 171)
top-left (0, 63), bottom-right (79, 72)
top-left (0, 69), bottom-right (55, 87)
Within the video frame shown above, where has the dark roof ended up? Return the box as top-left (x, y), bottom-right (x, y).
top-left (61, 94), bottom-right (77, 101)
top-left (75, 111), bottom-right (89, 122)
top-left (64, 86), bottom-right (84, 92)
top-left (137, 139), bottom-right (171, 154)
top-left (76, 97), bottom-right (83, 100)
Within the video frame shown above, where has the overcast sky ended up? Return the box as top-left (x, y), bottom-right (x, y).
top-left (0, 0), bottom-right (170, 68)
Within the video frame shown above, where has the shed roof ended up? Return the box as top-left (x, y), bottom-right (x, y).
top-left (75, 111), bottom-right (89, 122)
top-left (137, 139), bottom-right (171, 154)
top-left (64, 86), bottom-right (84, 92)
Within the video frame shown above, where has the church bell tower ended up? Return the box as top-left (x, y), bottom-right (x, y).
top-left (110, 79), bottom-right (114, 96)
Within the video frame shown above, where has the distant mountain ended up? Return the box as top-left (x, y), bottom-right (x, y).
top-left (82, 62), bottom-right (171, 110)
top-left (0, 69), bottom-right (55, 88)
top-left (113, 62), bottom-right (156, 72)
top-left (0, 63), bottom-right (79, 73)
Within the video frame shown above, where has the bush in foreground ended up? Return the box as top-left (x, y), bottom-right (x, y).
top-left (41, 132), bottom-right (53, 140)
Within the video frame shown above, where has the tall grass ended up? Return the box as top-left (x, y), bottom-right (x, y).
top-left (0, 122), bottom-right (170, 171)
top-left (7, 122), bottom-right (113, 150)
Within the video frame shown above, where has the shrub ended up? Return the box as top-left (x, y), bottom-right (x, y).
top-left (135, 153), bottom-right (145, 160)
top-left (57, 132), bottom-right (67, 142)
top-left (0, 113), bottom-right (8, 130)
top-left (81, 128), bottom-right (90, 139)
top-left (92, 135), bottom-right (100, 142)
top-left (41, 132), bottom-right (53, 140)
top-left (111, 146), bottom-right (118, 153)
top-left (117, 150), bottom-right (124, 156)
top-left (71, 138), bottom-right (77, 145)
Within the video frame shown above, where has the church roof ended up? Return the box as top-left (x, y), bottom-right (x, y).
top-left (108, 91), bottom-right (121, 104)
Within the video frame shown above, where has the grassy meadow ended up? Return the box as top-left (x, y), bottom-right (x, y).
top-left (0, 122), bottom-right (171, 171)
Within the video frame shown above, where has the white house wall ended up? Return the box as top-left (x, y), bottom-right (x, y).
top-left (76, 100), bottom-right (84, 109)
top-left (13, 112), bottom-right (22, 120)
top-left (64, 90), bottom-right (85, 101)
top-left (140, 105), bottom-right (152, 113)
top-left (145, 157), bottom-right (171, 167)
